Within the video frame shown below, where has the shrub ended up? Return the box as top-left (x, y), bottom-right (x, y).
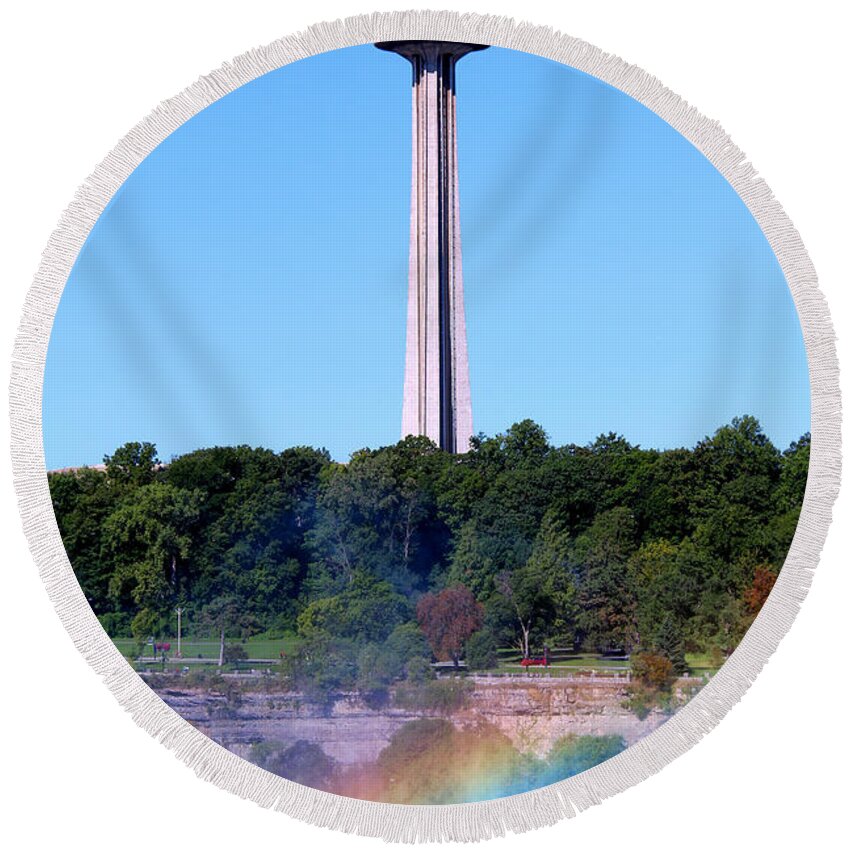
top-left (131, 608), bottom-right (163, 650)
top-left (625, 651), bottom-right (678, 718)
top-left (253, 740), bottom-right (336, 791)
top-left (621, 684), bottom-right (654, 720)
top-left (405, 656), bottom-right (435, 685)
top-left (385, 623), bottom-right (431, 671)
top-left (394, 677), bottom-right (473, 713)
top-left (98, 611), bottom-right (132, 638)
top-left (544, 734), bottom-right (626, 781)
top-left (465, 629), bottom-right (499, 670)
top-left (223, 643), bottom-right (248, 664)
top-left (281, 632), bottom-right (358, 705)
top-left (356, 642), bottom-right (399, 705)
top-left (631, 652), bottom-right (675, 691)
top-left (185, 668), bottom-right (214, 688)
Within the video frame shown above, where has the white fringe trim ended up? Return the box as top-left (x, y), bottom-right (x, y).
top-left (8, 9), bottom-right (841, 843)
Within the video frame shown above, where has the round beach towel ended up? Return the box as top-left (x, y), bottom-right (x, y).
top-left (10, 10), bottom-right (840, 842)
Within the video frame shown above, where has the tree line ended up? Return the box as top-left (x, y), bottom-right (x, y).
top-left (49, 416), bottom-right (808, 681)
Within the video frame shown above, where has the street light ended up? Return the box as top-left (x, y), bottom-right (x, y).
top-left (175, 607), bottom-right (184, 658)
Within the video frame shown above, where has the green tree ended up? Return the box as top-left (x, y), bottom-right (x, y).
top-left (103, 441), bottom-right (159, 489)
top-left (49, 415), bottom-right (808, 685)
top-left (522, 510), bottom-right (577, 643)
top-left (297, 571), bottom-right (409, 644)
top-left (691, 416), bottom-right (781, 541)
top-left (103, 482), bottom-right (201, 613)
top-left (465, 629), bottom-right (499, 670)
top-left (307, 446), bottom-right (446, 594)
top-left (629, 539), bottom-right (684, 649)
top-left (201, 595), bottom-right (250, 667)
top-left (130, 607), bottom-right (162, 651)
top-left (186, 445), bottom-right (326, 630)
top-left (574, 507), bottom-right (638, 651)
top-left (385, 622), bottom-right (431, 673)
top-left (404, 656), bottom-right (435, 684)
top-left (356, 642), bottom-right (403, 701)
top-left (501, 419), bottom-right (551, 468)
top-left (494, 511), bottom-right (576, 658)
top-left (282, 633), bottom-right (359, 703)
top-left (686, 590), bottom-right (745, 661)
top-left (652, 614), bottom-right (688, 675)
top-left (776, 433), bottom-right (810, 512)
top-left (49, 467), bottom-right (118, 613)
top-left (223, 643), bottom-right (248, 664)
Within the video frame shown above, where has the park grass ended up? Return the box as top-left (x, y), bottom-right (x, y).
top-left (112, 633), bottom-right (299, 660)
top-left (113, 635), bottom-right (716, 678)
top-left (468, 653), bottom-right (631, 678)
top-left (476, 652), bottom-right (716, 678)
top-left (685, 652), bottom-right (720, 676)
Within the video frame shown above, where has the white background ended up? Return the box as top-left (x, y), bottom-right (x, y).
top-left (2, 2), bottom-right (847, 847)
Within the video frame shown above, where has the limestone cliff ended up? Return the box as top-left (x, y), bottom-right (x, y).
top-left (150, 676), bottom-right (699, 765)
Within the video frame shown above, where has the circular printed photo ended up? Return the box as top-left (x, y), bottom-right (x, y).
top-left (44, 41), bottom-right (809, 805)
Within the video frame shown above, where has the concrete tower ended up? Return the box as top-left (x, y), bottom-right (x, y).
top-left (376, 40), bottom-right (486, 453)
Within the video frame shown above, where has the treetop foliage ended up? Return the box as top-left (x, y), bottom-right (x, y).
top-left (51, 416), bottom-right (808, 674)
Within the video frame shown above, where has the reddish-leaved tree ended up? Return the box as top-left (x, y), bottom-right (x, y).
top-left (743, 566), bottom-right (778, 616)
top-left (416, 585), bottom-right (484, 668)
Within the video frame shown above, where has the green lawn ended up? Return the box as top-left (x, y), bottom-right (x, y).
top-left (684, 653), bottom-right (720, 676)
top-left (112, 634), bottom-right (299, 660)
top-left (474, 660), bottom-right (629, 677)
top-left (113, 635), bottom-right (716, 678)
top-left (476, 651), bottom-right (714, 677)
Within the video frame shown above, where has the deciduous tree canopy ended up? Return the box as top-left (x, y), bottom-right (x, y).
top-left (50, 416), bottom-right (807, 675)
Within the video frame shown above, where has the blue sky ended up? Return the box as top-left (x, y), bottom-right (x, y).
top-left (43, 45), bottom-right (809, 469)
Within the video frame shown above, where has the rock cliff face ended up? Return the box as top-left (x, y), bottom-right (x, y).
top-left (152, 676), bottom-right (692, 766)
top-left (463, 678), bottom-right (671, 756)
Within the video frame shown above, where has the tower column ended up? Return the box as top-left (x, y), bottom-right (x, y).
top-left (376, 40), bottom-right (485, 453)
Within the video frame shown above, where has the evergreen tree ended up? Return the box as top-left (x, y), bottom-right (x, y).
top-left (653, 614), bottom-right (688, 675)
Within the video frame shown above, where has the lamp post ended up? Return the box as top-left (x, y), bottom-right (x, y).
top-left (176, 606), bottom-right (184, 658)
